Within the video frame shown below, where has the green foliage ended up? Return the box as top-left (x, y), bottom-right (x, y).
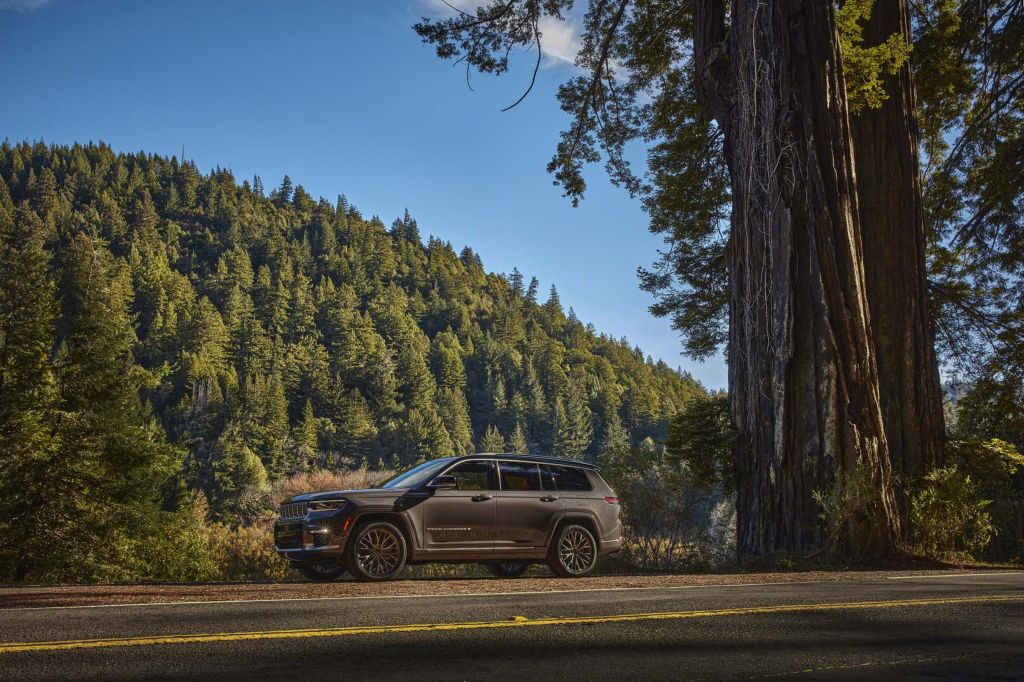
top-left (909, 466), bottom-right (994, 560)
top-left (948, 383), bottom-right (1024, 560)
top-left (837, 0), bottom-right (913, 113)
top-left (479, 424), bottom-right (506, 453)
top-left (666, 393), bottom-right (735, 495)
top-left (210, 418), bottom-right (269, 519)
top-left (551, 385), bottom-right (593, 459)
top-left (947, 438), bottom-right (1024, 486)
top-left (0, 220), bottom-right (186, 582)
top-left (508, 422), bottom-right (529, 454)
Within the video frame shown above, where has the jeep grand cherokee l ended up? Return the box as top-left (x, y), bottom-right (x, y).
top-left (274, 454), bottom-right (623, 581)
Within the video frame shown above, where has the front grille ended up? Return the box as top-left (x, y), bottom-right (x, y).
top-left (279, 501), bottom-right (308, 520)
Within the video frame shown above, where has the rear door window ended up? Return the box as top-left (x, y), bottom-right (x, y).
top-left (498, 461), bottom-right (542, 491)
top-left (547, 465), bottom-right (593, 491)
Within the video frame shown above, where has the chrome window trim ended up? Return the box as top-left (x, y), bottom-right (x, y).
top-left (438, 457), bottom-right (590, 492)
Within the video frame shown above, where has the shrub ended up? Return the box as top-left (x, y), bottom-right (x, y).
top-left (909, 465), bottom-right (994, 561)
top-left (204, 519), bottom-right (291, 581)
top-left (265, 468), bottom-right (395, 512)
top-left (135, 495), bottom-right (221, 582)
top-left (601, 443), bottom-right (735, 572)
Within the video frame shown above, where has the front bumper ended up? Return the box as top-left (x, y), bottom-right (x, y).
top-left (274, 514), bottom-right (351, 561)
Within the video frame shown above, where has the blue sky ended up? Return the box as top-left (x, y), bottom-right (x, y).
top-left (0, 0), bottom-right (726, 388)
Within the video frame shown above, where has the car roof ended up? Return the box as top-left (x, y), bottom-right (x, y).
top-left (451, 453), bottom-right (599, 470)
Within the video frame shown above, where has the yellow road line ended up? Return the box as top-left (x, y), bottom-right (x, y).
top-left (2, 594), bottom-right (1021, 655)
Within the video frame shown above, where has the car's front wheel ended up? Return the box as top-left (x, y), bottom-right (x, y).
top-left (483, 561), bottom-right (530, 578)
top-left (547, 524), bottom-right (598, 578)
top-left (294, 561), bottom-right (346, 582)
top-left (346, 520), bottom-right (408, 582)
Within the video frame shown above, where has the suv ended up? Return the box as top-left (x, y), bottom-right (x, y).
top-left (274, 454), bottom-right (622, 582)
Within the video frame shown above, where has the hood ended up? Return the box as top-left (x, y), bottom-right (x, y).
top-left (283, 488), bottom-right (404, 504)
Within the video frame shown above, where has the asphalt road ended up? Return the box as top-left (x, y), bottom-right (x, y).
top-left (1, 572), bottom-right (1022, 681)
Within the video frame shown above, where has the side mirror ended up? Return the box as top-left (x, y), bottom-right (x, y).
top-left (428, 475), bottom-right (457, 490)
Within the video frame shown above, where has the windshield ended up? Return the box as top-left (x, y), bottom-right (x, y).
top-left (380, 458), bottom-right (455, 489)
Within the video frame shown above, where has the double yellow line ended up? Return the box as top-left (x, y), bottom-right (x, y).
top-left (2, 594), bottom-right (1021, 655)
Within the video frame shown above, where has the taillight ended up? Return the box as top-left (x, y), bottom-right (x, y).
top-left (604, 496), bottom-right (619, 504)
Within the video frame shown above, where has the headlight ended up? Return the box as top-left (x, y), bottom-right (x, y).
top-left (308, 498), bottom-right (347, 512)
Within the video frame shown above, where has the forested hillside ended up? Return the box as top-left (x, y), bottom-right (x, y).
top-left (0, 141), bottom-right (703, 559)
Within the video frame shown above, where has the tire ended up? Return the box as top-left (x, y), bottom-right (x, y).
top-left (294, 561), bottom-right (347, 582)
top-left (345, 520), bottom-right (408, 582)
top-left (547, 524), bottom-right (598, 578)
top-left (483, 561), bottom-right (530, 579)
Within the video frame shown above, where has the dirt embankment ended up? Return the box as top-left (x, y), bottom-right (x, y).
top-left (2, 568), bottom-right (1018, 610)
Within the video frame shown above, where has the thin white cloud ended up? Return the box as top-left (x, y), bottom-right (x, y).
top-left (0, 0), bottom-right (54, 11)
top-left (419, 0), bottom-right (580, 69)
top-left (538, 15), bottom-right (580, 67)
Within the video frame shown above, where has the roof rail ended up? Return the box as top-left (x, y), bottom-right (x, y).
top-left (468, 452), bottom-right (599, 470)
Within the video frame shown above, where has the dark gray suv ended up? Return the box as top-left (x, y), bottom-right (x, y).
top-left (274, 454), bottom-right (623, 581)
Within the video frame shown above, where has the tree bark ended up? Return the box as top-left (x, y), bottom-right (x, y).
top-left (695, 0), bottom-right (901, 559)
top-left (850, 0), bottom-right (945, 495)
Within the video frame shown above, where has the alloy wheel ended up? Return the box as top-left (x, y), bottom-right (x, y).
top-left (355, 527), bottom-right (402, 578)
top-left (558, 528), bottom-right (596, 575)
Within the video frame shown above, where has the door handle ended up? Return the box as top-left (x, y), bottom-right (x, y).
top-left (540, 495), bottom-right (559, 502)
top-left (471, 494), bottom-right (492, 502)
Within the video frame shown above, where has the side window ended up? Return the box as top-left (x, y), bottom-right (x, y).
top-left (498, 461), bottom-right (542, 491)
top-left (548, 465), bottom-right (593, 491)
top-left (447, 460), bottom-right (497, 491)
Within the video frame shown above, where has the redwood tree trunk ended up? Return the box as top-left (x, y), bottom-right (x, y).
top-left (696, 0), bottom-right (901, 559)
top-left (850, 0), bottom-right (945, 494)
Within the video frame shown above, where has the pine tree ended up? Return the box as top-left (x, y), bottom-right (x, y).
top-left (49, 233), bottom-right (182, 577)
top-left (551, 384), bottom-right (593, 460)
top-left (332, 388), bottom-right (379, 467)
top-left (480, 424), bottom-right (507, 453)
top-left (392, 406), bottom-right (453, 466)
top-left (289, 398), bottom-right (318, 473)
top-left (546, 284), bottom-right (561, 311)
top-left (508, 423), bottom-right (529, 454)
top-left (525, 276), bottom-right (539, 304)
top-left (401, 208), bottom-right (420, 243)
top-left (276, 175), bottom-right (293, 206)
top-left (297, 399), bottom-right (318, 451)
top-left (210, 418), bottom-right (268, 518)
top-left (0, 206), bottom-right (61, 581)
top-left (436, 387), bottom-right (474, 455)
top-left (509, 267), bottom-right (525, 298)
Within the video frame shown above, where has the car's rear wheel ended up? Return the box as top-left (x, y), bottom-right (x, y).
top-left (547, 524), bottom-right (598, 578)
top-left (346, 520), bottom-right (408, 582)
top-left (294, 561), bottom-right (347, 582)
top-left (483, 561), bottom-right (530, 578)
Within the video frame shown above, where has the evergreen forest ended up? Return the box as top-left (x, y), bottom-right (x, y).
top-left (0, 141), bottom-right (705, 581)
